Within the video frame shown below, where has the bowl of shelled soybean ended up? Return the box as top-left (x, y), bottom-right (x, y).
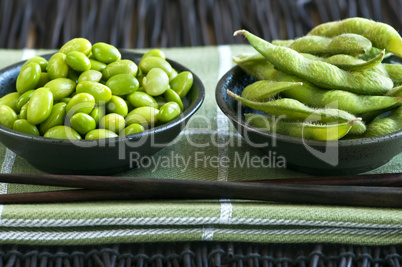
top-left (0, 39), bottom-right (204, 174)
top-left (216, 17), bottom-right (402, 175)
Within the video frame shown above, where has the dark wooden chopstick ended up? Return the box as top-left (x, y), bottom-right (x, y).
top-left (0, 173), bottom-right (400, 207)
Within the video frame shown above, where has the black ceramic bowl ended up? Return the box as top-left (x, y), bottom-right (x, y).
top-left (0, 51), bottom-right (205, 174)
top-left (216, 65), bottom-right (402, 175)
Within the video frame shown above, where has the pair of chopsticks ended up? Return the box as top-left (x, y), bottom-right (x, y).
top-left (0, 173), bottom-right (401, 207)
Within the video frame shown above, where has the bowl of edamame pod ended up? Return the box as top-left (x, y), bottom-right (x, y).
top-left (0, 39), bottom-right (205, 174)
top-left (217, 18), bottom-right (402, 175)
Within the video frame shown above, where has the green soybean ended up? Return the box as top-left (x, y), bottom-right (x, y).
top-left (99, 113), bottom-right (126, 133)
top-left (16, 62), bottom-right (41, 94)
top-left (39, 102), bottom-right (67, 135)
top-left (127, 91), bottom-right (159, 109)
top-left (125, 106), bottom-right (159, 126)
top-left (59, 38), bottom-right (92, 55)
top-left (85, 129), bottom-right (118, 140)
top-left (19, 103), bottom-right (28, 120)
top-left (142, 49), bottom-right (166, 60)
top-left (37, 72), bottom-right (50, 87)
top-left (16, 90), bottom-right (34, 112)
top-left (89, 105), bottom-right (105, 127)
top-left (13, 119), bottom-right (40, 136)
top-left (66, 51), bottom-right (91, 72)
top-left (228, 90), bottom-right (366, 134)
top-left (234, 30), bottom-right (393, 95)
top-left (169, 71), bottom-right (193, 98)
top-left (102, 59), bottom-right (138, 80)
top-left (92, 42), bottom-right (121, 64)
top-left (120, 123), bottom-right (145, 136)
top-left (143, 68), bottom-right (169, 96)
top-left (244, 113), bottom-right (355, 141)
top-left (44, 78), bottom-right (76, 101)
top-left (307, 17), bottom-right (402, 57)
top-left (105, 73), bottom-right (139, 95)
top-left (78, 70), bottom-right (103, 83)
top-left (47, 52), bottom-right (69, 80)
top-left (22, 56), bottom-right (48, 72)
top-left (27, 87), bottom-right (53, 125)
top-left (44, 125), bottom-right (81, 140)
top-left (139, 56), bottom-right (173, 76)
top-left (0, 92), bottom-right (21, 113)
top-left (76, 81), bottom-right (112, 104)
top-left (274, 72), bottom-right (399, 114)
top-left (164, 88), bottom-right (184, 110)
top-left (70, 113), bottom-right (97, 135)
top-left (241, 80), bottom-right (302, 102)
top-left (106, 95), bottom-right (128, 116)
top-left (158, 102), bottom-right (181, 123)
top-left (89, 59), bottom-right (107, 72)
top-left (65, 93), bottom-right (96, 116)
top-left (0, 105), bottom-right (18, 129)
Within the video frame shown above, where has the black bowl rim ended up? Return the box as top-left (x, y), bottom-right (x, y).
top-left (216, 65), bottom-right (402, 148)
top-left (0, 50), bottom-right (205, 145)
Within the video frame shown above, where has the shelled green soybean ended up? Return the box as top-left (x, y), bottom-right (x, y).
top-left (231, 17), bottom-right (402, 140)
top-left (0, 39), bottom-right (194, 140)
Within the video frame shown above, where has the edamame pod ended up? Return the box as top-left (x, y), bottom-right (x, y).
top-left (364, 106), bottom-right (402, 137)
top-left (228, 90), bottom-right (366, 134)
top-left (13, 119), bottom-right (40, 136)
top-left (232, 53), bottom-right (278, 81)
top-left (307, 17), bottom-right (402, 57)
top-left (322, 50), bottom-right (385, 71)
top-left (277, 33), bottom-right (372, 56)
top-left (16, 62), bottom-right (41, 94)
top-left (234, 30), bottom-right (393, 95)
top-left (241, 80), bottom-right (302, 102)
top-left (44, 78), bottom-right (76, 101)
top-left (59, 38), bottom-right (92, 55)
top-left (27, 87), bottom-right (53, 125)
top-left (0, 105), bottom-right (18, 129)
top-left (274, 72), bottom-right (399, 114)
top-left (47, 53), bottom-right (69, 80)
top-left (244, 113), bottom-right (355, 141)
top-left (44, 125), bottom-right (81, 140)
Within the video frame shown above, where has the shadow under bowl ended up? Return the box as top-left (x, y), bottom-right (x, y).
top-left (216, 65), bottom-right (402, 176)
top-left (0, 51), bottom-right (205, 175)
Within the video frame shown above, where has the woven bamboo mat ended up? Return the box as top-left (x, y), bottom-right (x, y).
top-left (1, 0), bottom-right (402, 49)
top-left (0, 242), bottom-right (400, 267)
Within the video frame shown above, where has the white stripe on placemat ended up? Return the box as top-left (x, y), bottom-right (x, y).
top-left (201, 45), bottom-right (233, 241)
top-left (0, 49), bottom-right (35, 218)
top-left (1, 227), bottom-right (402, 242)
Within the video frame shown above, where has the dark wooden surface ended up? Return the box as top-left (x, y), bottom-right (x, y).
top-left (1, 0), bottom-right (402, 49)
